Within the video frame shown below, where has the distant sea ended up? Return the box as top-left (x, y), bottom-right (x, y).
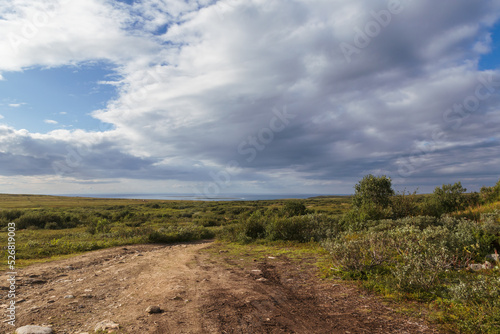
top-left (59, 193), bottom-right (344, 201)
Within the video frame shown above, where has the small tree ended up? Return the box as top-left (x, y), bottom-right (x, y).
top-left (480, 179), bottom-right (500, 203)
top-left (352, 174), bottom-right (394, 209)
top-left (425, 182), bottom-right (468, 216)
top-left (348, 174), bottom-right (395, 222)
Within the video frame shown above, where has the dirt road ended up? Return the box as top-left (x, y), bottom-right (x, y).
top-left (1, 241), bottom-right (439, 333)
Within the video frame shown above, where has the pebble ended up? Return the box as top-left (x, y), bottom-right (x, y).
top-left (15, 325), bottom-right (53, 334)
top-left (146, 305), bottom-right (162, 314)
top-left (94, 320), bottom-right (119, 332)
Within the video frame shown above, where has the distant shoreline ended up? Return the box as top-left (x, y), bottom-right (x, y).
top-left (1, 193), bottom-right (351, 202)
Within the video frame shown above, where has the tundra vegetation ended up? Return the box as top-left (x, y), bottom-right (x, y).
top-left (1, 177), bottom-right (500, 333)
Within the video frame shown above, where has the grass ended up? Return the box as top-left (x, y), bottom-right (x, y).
top-left (204, 239), bottom-right (334, 279)
top-left (0, 194), bottom-right (350, 271)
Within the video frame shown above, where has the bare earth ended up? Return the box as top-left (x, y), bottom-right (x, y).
top-left (1, 241), bottom-right (441, 333)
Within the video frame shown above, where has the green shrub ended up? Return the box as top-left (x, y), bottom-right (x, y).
top-left (322, 231), bottom-right (394, 275)
top-left (147, 225), bottom-right (214, 244)
top-left (343, 175), bottom-right (394, 224)
top-left (0, 210), bottom-right (23, 221)
top-left (449, 275), bottom-right (500, 304)
top-left (282, 200), bottom-right (307, 217)
top-left (422, 182), bottom-right (468, 217)
top-left (44, 222), bottom-right (59, 230)
top-left (96, 219), bottom-right (112, 233)
top-left (239, 211), bottom-right (266, 240)
top-left (388, 225), bottom-right (456, 292)
top-left (16, 212), bottom-right (63, 229)
top-left (85, 219), bottom-right (111, 234)
top-left (194, 213), bottom-right (223, 227)
top-left (352, 174), bottom-right (394, 209)
top-left (480, 179), bottom-right (500, 203)
top-left (324, 216), bottom-right (497, 294)
top-left (266, 214), bottom-right (339, 242)
top-left (391, 189), bottom-right (418, 219)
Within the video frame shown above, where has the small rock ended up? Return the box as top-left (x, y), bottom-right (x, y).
top-left (256, 277), bottom-right (268, 282)
top-left (64, 295), bottom-right (75, 299)
top-left (483, 261), bottom-right (493, 270)
top-left (468, 263), bottom-right (483, 271)
top-left (146, 305), bottom-right (162, 314)
top-left (84, 289), bottom-right (92, 292)
top-left (15, 325), bottom-right (53, 334)
top-left (486, 253), bottom-right (499, 262)
top-left (94, 320), bottom-right (119, 332)
top-left (136, 253), bottom-right (143, 257)
top-left (268, 256), bottom-right (276, 259)
top-left (171, 296), bottom-right (183, 301)
top-left (81, 294), bottom-right (93, 298)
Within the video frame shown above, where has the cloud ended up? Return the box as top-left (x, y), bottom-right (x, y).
top-left (0, 0), bottom-right (499, 194)
top-left (44, 119), bottom-right (58, 124)
top-left (8, 103), bottom-right (25, 107)
top-left (0, 0), bottom-right (159, 73)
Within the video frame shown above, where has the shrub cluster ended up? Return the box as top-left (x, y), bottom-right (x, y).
top-left (219, 206), bottom-right (340, 244)
top-left (147, 225), bottom-right (214, 243)
top-left (5, 211), bottom-right (81, 230)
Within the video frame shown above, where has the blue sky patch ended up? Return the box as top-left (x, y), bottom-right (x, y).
top-left (0, 63), bottom-right (119, 133)
top-left (479, 23), bottom-right (500, 70)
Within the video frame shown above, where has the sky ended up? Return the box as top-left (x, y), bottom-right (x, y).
top-left (0, 0), bottom-right (499, 197)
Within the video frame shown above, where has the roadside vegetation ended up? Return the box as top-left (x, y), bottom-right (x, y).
top-left (1, 177), bottom-right (499, 333)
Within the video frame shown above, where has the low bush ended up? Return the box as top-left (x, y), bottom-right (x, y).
top-left (282, 200), bottom-right (307, 217)
top-left (148, 225), bottom-right (214, 244)
top-left (266, 214), bottom-right (339, 242)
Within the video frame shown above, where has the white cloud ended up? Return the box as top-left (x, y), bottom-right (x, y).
top-left (0, 0), bottom-right (499, 194)
top-left (44, 119), bottom-right (58, 124)
top-left (8, 103), bottom-right (25, 107)
top-left (0, 0), bottom-right (158, 72)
